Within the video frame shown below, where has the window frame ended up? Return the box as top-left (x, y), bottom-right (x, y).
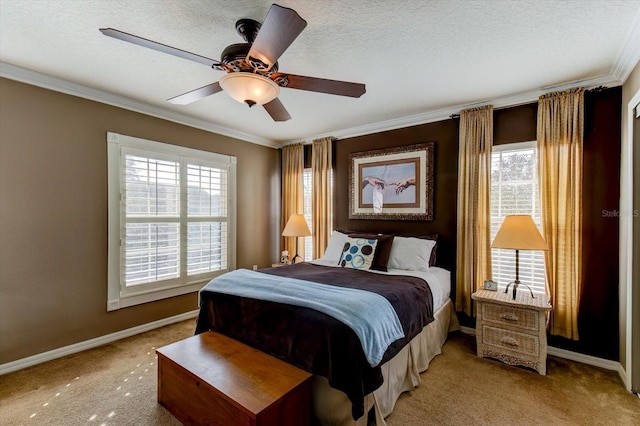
top-left (107, 132), bottom-right (236, 311)
top-left (490, 140), bottom-right (546, 295)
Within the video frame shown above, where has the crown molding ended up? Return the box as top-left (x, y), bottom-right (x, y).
top-left (0, 61), bottom-right (279, 149)
top-left (282, 13), bottom-right (640, 148)
top-left (611, 7), bottom-right (640, 84)
top-left (2, 52), bottom-right (636, 151)
top-left (281, 72), bottom-right (617, 147)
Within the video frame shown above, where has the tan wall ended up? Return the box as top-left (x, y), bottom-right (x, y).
top-left (620, 62), bottom-right (640, 391)
top-left (621, 60), bottom-right (640, 376)
top-left (0, 78), bottom-right (280, 364)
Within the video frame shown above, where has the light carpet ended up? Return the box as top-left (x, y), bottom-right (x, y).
top-left (1, 319), bottom-right (638, 425)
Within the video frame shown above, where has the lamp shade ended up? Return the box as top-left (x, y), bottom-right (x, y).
top-left (492, 215), bottom-right (549, 251)
top-left (219, 73), bottom-right (279, 106)
top-left (282, 214), bottom-right (311, 237)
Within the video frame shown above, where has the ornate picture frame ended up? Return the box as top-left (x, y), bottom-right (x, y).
top-left (349, 142), bottom-right (435, 220)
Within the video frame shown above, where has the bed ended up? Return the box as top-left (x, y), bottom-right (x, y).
top-left (195, 231), bottom-right (457, 425)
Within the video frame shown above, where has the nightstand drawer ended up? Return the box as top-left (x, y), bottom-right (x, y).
top-left (481, 325), bottom-right (540, 357)
top-left (482, 303), bottom-right (539, 331)
top-left (472, 290), bottom-right (551, 375)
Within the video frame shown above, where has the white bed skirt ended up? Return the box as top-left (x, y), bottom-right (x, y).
top-left (312, 298), bottom-right (459, 425)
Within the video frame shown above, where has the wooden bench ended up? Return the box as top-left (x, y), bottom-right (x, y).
top-left (157, 331), bottom-right (312, 426)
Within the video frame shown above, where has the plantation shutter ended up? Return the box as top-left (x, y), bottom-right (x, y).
top-left (107, 132), bottom-right (236, 310)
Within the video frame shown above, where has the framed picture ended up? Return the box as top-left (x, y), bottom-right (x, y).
top-left (349, 142), bottom-right (435, 220)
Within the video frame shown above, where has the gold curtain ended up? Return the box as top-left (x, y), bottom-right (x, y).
top-left (312, 137), bottom-right (333, 259)
top-left (281, 143), bottom-right (304, 259)
top-left (456, 105), bottom-right (493, 316)
top-left (537, 88), bottom-right (584, 340)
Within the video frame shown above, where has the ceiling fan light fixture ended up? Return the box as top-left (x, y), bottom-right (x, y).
top-left (219, 73), bottom-right (280, 107)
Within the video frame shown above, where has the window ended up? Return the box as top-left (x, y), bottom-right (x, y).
top-left (302, 168), bottom-right (313, 261)
top-left (490, 141), bottom-right (546, 295)
top-left (107, 132), bottom-right (236, 310)
top-left (301, 167), bottom-right (334, 261)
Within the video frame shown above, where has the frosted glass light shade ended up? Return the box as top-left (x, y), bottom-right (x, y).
top-left (219, 73), bottom-right (279, 106)
top-left (492, 215), bottom-right (549, 251)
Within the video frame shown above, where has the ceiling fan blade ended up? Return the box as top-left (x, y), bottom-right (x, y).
top-left (275, 73), bottom-right (366, 98)
top-left (246, 5), bottom-right (307, 71)
top-left (167, 82), bottom-right (222, 105)
top-left (263, 97), bottom-right (291, 121)
top-left (99, 28), bottom-right (222, 69)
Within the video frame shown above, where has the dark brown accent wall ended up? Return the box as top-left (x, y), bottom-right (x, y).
top-left (334, 103), bottom-right (539, 295)
top-left (334, 91), bottom-right (622, 360)
top-left (0, 78), bottom-right (280, 364)
top-left (494, 103), bottom-right (537, 145)
top-left (548, 87), bottom-right (622, 359)
top-left (335, 119), bottom-right (459, 274)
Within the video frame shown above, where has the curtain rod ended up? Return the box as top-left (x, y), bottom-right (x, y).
top-left (280, 137), bottom-right (337, 148)
top-left (448, 86), bottom-right (609, 119)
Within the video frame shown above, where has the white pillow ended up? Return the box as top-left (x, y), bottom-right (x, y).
top-left (319, 231), bottom-right (348, 263)
top-left (387, 237), bottom-right (436, 271)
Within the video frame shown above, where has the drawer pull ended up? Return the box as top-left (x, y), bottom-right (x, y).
top-left (500, 336), bottom-right (520, 347)
top-left (499, 312), bottom-right (519, 321)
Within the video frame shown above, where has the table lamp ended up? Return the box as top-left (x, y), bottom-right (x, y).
top-left (491, 215), bottom-right (549, 299)
top-left (282, 214), bottom-right (311, 264)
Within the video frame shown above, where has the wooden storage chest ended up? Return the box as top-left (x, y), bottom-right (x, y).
top-left (157, 331), bottom-right (312, 426)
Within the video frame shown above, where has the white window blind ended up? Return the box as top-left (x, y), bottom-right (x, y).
top-left (303, 168), bottom-right (313, 261)
top-left (490, 142), bottom-right (546, 295)
top-left (107, 132), bottom-right (236, 310)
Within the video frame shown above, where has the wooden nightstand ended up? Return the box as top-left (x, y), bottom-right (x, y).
top-left (472, 289), bottom-right (552, 375)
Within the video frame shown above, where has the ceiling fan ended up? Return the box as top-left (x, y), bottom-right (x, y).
top-left (100, 4), bottom-right (366, 122)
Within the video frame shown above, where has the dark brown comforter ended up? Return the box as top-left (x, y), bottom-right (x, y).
top-left (195, 263), bottom-right (434, 420)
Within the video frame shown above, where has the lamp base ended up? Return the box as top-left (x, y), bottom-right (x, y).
top-left (504, 280), bottom-right (536, 300)
top-left (291, 253), bottom-right (303, 264)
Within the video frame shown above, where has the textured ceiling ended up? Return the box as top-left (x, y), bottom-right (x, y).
top-left (1, 0), bottom-right (640, 146)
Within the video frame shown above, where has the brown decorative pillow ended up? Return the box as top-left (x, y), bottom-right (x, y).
top-left (419, 234), bottom-right (438, 266)
top-left (344, 233), bottom-right (395, 272)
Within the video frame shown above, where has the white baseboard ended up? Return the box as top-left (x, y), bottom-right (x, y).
top-left (0, 310), bottom-right (199, 376)
top-left (460, 325), bottom-right (476, 336)
top-left (3, 315), bottom-right (627, 385)
top-left (460, 325), bottom-right (477, 335)
top-left (546, 345), bottom-right (620, 371)
top-left (618, 362), bottom-right (630, 390)
top-left (459, 326), bottom-right (622, 372)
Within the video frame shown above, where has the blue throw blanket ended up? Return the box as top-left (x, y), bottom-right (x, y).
top-left (200, 268), bottom-right (405, 366)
